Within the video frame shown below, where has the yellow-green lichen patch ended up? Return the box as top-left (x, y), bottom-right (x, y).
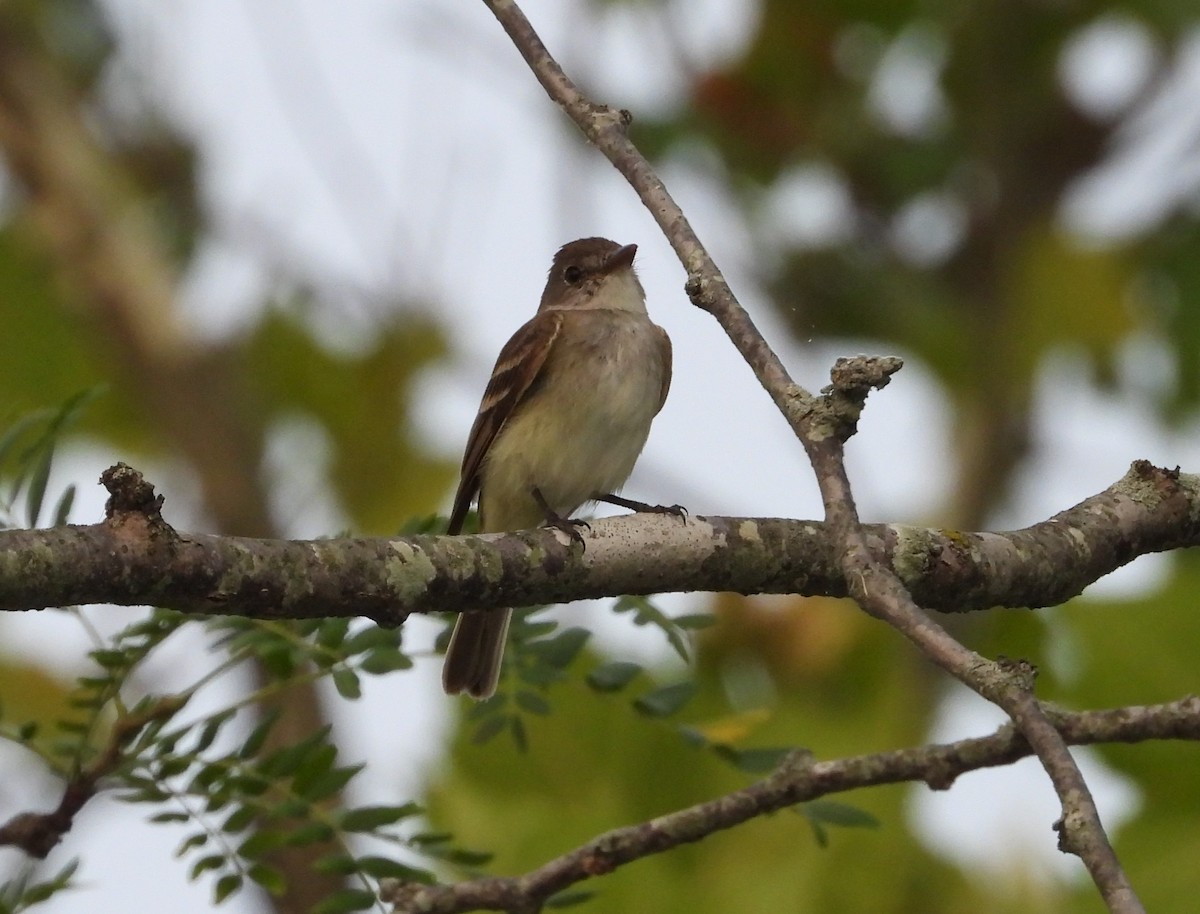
top-left (385, 539), bottom-right (438, 602)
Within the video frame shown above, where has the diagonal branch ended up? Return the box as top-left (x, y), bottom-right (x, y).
top-left (477, 3), bottom-right (1150, 910)
top-left (382, 696), bottom-right (1200, 913)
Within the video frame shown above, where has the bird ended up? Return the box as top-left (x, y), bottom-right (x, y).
top-left (441, 237), bottom-right (674, 699)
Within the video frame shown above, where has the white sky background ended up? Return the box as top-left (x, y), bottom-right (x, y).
top-left (3, 1), bottom-right (1200, 910)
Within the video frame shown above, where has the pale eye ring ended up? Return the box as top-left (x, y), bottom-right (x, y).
top-left (563, 265), bottom-right (583, 284)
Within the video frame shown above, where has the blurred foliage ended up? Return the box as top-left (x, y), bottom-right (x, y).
top-left (0, 601), bottom-right (485, 911)
top-left (0, 1), bottom-right (450, 910)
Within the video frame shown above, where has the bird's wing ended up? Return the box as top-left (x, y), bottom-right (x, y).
top-left (447, 310), bottom-right (564, 534)
top-left (654, 324), bottom-right (672, 415)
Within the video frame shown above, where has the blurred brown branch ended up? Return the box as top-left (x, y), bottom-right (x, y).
top-left (0, 695), bottom-right (187, 858)
top-left (384, 696), bottom-right (1200, 913)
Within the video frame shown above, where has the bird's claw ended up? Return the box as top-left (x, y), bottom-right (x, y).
top-left (543, 514), bottom-right (590, 548)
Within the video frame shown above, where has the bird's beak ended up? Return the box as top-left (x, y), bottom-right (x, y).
top-left (603, 243), bottom-right (638, 273)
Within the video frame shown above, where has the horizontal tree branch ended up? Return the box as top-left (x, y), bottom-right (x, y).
top-left (0, 461), bottom-right (1196, 622)
top-left (382, 695), bottom-right (1200, 913)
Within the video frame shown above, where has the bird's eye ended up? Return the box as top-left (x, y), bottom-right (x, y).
top-left (563, 265), bottom-right (583, 284)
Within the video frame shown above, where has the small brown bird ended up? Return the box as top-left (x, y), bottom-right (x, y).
top-left (442, 237), bottom-right (673, 699)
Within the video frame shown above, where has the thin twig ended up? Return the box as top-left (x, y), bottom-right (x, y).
top-left (0, 695), bottom-right (186, 858)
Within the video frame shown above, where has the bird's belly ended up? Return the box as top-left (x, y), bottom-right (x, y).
top-left (479, 321), bottom-right (665, 530)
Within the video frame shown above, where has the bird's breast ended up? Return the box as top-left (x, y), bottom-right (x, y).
top-left (479, 310), bottom-right (668, 529)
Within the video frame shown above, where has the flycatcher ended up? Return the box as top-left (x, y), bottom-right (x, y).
top-left (442, 237), bottom-right (673, 699)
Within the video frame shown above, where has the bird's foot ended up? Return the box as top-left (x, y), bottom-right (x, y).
top-left (594, 492), bottom-right (688, 522)
top-left (532, 486), bottom-right (591, 548)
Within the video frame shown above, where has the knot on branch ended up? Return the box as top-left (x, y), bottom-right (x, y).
top-left (101, 463), bottom-right (164, 521)
top-left (1124, 459), bottom-right (1185, 504)
top-left (590, 104), bottom-right (632, 134)
top-left (970, 656), bottom-right (1039, 705)
top-left (995, 656), bottom-right (1039, 691)
top-left (684, 273), bottom-right (711, 312)
top-left (827, 355), bottom-right (903, 399)
top-left (806, 355), bottom-right (904, 443)
top-left (1053, 809), bottom-right (1088, 857)
top-left (100, 464), bottom-right (176, 548)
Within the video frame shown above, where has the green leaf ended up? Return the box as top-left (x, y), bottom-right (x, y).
top-left (52, 483), bottom-right (75, 525)
top-left (281, 822), bottom-right (335, 846)
top-left (259, 726), bottom-right (332, 777)
top-left (711, 745), bottom-right (796, 774)
top-left (633, 682), bottom-right (697, 718)
top-left (613, 595), bottom-right (691, 660)
top-left (194, 710), bottom-right (235, 752)
top-left (237, 829), bottom-right (289, 859)
top-left (175, 832), bottom-right (209, 857)
top-left (189, 854), bottom-right (226, 880)
top-left (154, 755), bottom-right (192, 778)
top-left (332, 667), bottom-right (362, 700)
top-left (444, 848), bottom-right (494, 867)
top-left (213, 873), bottom-right (243, 904)
top-left (528, 627), bottom-right (590, 669)
top-left (801, 800), bottom-right (880, 830)
top-left (353, 856), bottom-right (433, 881)
top-left (338, 803), bottom-right (421, 832)
top-left (408, 831), bottom-right (452, 846)
top-left (310, 888), bottom-right (377, 914)
top-left (89, 649), bottom-right (128, 670)
top-left (247, 863), bottom-right (286, 896)
top-left (312, 853), bottom-right (357, 875)
top-left (672, 613), bottom-right (716, 629)
top-left (586, 661), bottom-right (642, 692)
top-left (222, 805), bottom-right (258, 834)
top-left (295, 763), bottom-right (362, 803)
top-left (229, 773), bottom-right (271, 796)
top-left (205, 787), bottom-right (234, 813)
top-left (189, 763), bottom-right (226, 793)
top-left (663, 626), bottom-right (690, 662)
top-left (470, 713), bottom-right (508, 746)
top-left (509, 714), bottom-right (528, 753)
top-left (316, 618), bottom-right (351, 650)
top-left (256, 643), bottom-right (297, 678)
top-left (0, 410), bottom-right (50, 471)
top-left (342, 625), bottom-right (398, 655)
top-left (23, 440), bottom-right (54, 528)
top-left (267, 798), bottom-right (310, 819)
top-left (238, 710), bottom-right (281, 759)
top-left (515, 690), bottom-right (551, 715)
top-left (149, 811), bottom-right (190, 824)
top-left (291, 743), bottom-right (336, 787)
top-left (359, 648), bottom-right (412, 674)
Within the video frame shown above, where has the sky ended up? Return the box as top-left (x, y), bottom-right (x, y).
top-left (4, 0), bottom-right (1199, 910)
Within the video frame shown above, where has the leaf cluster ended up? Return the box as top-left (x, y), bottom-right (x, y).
top-left (0, 388), bottom-right (103, 530)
